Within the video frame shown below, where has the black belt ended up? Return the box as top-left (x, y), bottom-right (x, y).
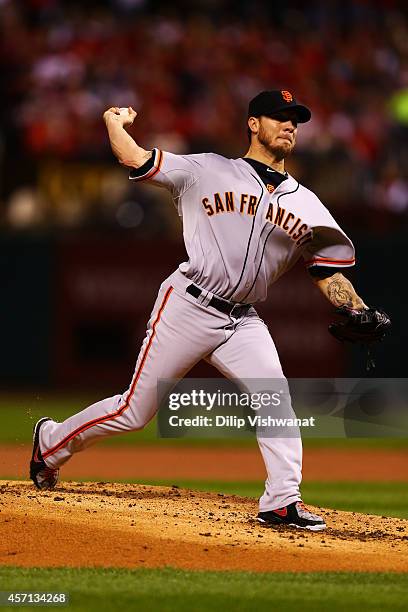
top-left (186, 284), bottom-right (251, 318)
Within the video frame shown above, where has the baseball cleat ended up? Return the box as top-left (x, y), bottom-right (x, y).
top-left (30, 417), bottom-right (59, 490)
top-left (257, 501), bottom-right (326, 531)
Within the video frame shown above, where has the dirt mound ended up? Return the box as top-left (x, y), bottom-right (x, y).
top-left (0, 481), bottom-right (407, 572)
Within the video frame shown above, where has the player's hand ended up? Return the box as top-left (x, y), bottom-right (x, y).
top-left (103, 107), bottom-right (137, 128)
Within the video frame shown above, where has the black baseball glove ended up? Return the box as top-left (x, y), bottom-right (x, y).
top-left (328, 307), bottom-right (391, 344)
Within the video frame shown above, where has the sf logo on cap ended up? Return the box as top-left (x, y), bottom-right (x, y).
top-left (281, 90), bottom-right (293, 102)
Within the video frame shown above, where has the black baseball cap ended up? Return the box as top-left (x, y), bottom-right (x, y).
top-left (248, 90), bottom-right (311, 123)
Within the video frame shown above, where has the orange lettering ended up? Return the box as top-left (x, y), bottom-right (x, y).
top-left (266, 203), bottom-right (274, 222)
top-left (240, 194), bottom-right (248, 213)
top-left (274, 207), bottom-right (286, 226)
top-left (292, 223), bottom-right (307, 241)
top-left (214, 193), bottom-right (224, 214)
top-left (247, 195), bottom-right (258, 215)
top-left (283, 212), bottom-right (295, 231)
top-left (225, 191), bottom-right (234, 212)
top-left (202, 197), bottom-right (214, 216)
top-left (288, 217), bottom-right (301, 236)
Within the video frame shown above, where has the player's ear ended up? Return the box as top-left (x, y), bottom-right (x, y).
top-left (247, 116), bottom-right (259, 139)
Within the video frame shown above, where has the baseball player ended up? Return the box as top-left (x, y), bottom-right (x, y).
top-left (30, 90), bottom-right (390, 531)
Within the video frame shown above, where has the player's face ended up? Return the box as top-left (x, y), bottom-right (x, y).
top-left (255, 112), bottom-right (298, 161)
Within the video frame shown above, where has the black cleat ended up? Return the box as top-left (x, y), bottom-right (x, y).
top-left (258, 501), bottom-right (326, 532)
top-left (30, 417), bottom-right (59, 490)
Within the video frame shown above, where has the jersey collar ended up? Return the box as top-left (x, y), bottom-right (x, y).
top-left (240, 157), bottom-right (288, 189)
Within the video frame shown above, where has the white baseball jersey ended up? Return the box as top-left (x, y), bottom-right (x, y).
top-left (130, 149), bottom-right (355, 303)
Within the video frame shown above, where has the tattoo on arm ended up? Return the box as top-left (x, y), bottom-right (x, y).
top-left (327, 279), bottom-right (354, 307)
top-left (326, 273), bottom-right (365, 309)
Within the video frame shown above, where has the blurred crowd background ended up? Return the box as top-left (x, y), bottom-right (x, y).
top-left (1, 0), bottom-right (407, 235)
top-left (0, 0), bottom-right (406, 387)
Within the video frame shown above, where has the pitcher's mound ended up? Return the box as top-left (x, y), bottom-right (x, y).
top-left (0, 481), bottom-right (406, 572)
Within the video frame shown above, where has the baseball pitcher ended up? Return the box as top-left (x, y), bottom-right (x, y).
top-left (30, 90), bottom-right (391, 531)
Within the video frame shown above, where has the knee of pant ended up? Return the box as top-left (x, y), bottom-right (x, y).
top-left (120, 412), bottom-right (149, 432)
top-left (121, 406), bottom-right (150, 431)
top-left (124, 393), bottom-right (156, 431)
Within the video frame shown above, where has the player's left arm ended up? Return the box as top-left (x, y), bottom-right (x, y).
top-left (309, 268), bottom-right (391, 350)
top-left (302, 220), bottom-right (367, 310)
top-left (303, 215), bottom-right (391, 348)
top-left (310, 270), bottom-right (368, 310)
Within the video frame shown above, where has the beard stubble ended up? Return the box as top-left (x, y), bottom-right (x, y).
top-left (258, 123), bottom-right (294, 162)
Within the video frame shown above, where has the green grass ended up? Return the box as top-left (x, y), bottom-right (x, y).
top-left (0, 395), bottom-right (158, 446)
top-left (0, 568), bottom-right (407, 611)
top-left (302, 481), bottom-right (408, 518)
top-left (1, 393), bottom-right (408, 448)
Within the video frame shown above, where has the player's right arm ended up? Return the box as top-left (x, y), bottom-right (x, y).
top-left (104, 107), bottom-right (208, 196)
top-left (103, 107), bottom-right (152, 168)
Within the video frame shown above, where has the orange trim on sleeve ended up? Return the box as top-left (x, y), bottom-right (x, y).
top-left (132, 149), bottom-right (163, 182)
top-left (305, 256), bottom-right (356, 267)
top-left (42, 285), bottom-right (174, 460)
top-left (147, 149), bottom-right (163, 179)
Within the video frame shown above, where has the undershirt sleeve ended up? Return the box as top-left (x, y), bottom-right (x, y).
top-left (307, 266), bottom-right (346, 279)
top-left (128, 153), bottom-right (156, 179)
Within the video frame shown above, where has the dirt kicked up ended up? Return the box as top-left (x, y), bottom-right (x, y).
top-left (0, 481), bottom-right (407, 573)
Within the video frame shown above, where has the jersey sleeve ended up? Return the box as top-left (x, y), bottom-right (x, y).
top-left (129, 148), bottom-right (207, 196)
top-left (303, 226), bottom-right (356, 268)
top-left (299, 187), bottom-right (356, 273)
top-left (303, 225), bottom-right (356, 273)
